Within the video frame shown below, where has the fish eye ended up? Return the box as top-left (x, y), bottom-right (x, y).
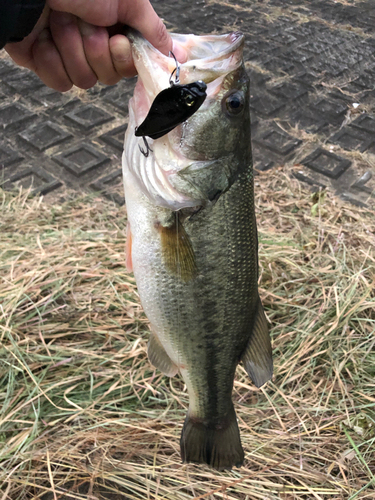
top-left (224, 91), bottom-right (245, 115)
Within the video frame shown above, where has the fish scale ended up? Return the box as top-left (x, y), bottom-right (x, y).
top-left (123, 29), bottom-right (273, 470)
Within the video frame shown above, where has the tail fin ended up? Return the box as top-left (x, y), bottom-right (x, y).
top-left (180, 404), bottom-right (244, 470)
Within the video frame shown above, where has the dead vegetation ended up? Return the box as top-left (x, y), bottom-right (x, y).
top-left (0, 168), bottom-right (374, 499)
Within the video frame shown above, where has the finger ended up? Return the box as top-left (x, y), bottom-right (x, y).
top-left (109, 34), bottom-right (137, 79)
top-left (78, 20), bottom-right (121, 86)
top-left (48, 0), bottom-right (117, 26)
top-left (171, 41), bottom-right (188, 65)
top-left (32, 28), bottom-right (73, 91)
top-left (119, 0), bottom-right (172, 57)
top-left (49, 11), bottom-right (97, 89)
top-left (50, 0), bottom-right (173, 57)
top-left (4, 5), bottom-right (51, 70)
top-left (5, 42), bottom-right (36, 72)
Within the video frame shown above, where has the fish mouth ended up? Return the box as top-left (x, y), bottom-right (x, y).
top-left (173, 31), bottom-right (244, 84)
top-left (127, 29), bottom-right (245, 125)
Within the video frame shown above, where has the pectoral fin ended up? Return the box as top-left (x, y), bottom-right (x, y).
top-left (148, 333), bottom-right (178, 377)
top-left (241, 299), bottom-right (273, 388)
top-left (158, 216), bottom-right (197, 282)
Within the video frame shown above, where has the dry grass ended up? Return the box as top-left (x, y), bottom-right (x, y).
top-left (0, 168), bottom-right (374, 500)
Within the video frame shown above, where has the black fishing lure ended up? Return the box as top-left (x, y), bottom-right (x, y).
top-left (135, 53), bottom-right (207, 157)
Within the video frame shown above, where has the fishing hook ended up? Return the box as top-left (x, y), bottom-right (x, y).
top-left (135, 52), bottom-right (205, 158)
top-left (138, 134), bottom-right (153, 157)
top-left (169, 51), bottom-right (180, 86)
top-left (135, 50), bottom-right (179, 158)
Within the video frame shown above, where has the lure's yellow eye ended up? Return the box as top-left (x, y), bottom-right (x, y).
top-left (184, 94), bottom-right (195, 107)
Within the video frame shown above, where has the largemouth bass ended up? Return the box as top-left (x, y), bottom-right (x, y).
top-left (122, 29), bottom-right (273, 470)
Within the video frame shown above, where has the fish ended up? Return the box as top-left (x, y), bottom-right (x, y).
top-left (122, 29), bottom-right (273, 470)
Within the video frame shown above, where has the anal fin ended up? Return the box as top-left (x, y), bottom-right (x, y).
top-left (148, 333), bottom-right (178, 377)
top-left (241, 299), bottom-right (273, 388)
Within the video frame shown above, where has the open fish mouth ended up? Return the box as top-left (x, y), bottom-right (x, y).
top-left (127, 30), bottom-right (245, 126)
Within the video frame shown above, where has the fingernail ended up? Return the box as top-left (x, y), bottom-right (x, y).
top-left (172, 42), bottom-right (188, 64)
top-left (112, 52), bottom-right (131, 62)
top-left (79, 20), bottom-right (97, 37)
top-left (111, 36), bottom-right (131, 62)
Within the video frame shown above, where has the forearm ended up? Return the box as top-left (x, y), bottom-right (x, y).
top-left (0, 0), bottom-right (45, 49)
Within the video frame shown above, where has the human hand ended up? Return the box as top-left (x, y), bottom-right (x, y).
top-left (4, 0), bottom-right (172, 91)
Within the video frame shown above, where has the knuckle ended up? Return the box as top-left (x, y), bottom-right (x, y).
top-left (5, 46), bottom-right (33, 69)
top-left (101, 75), bottom-right (121, 86)
top-left (73, 74), bottom-right (98, 90)
top-left (55, 82), bottom-right (73, 92)
top-left (35, 68), bottom-right (72, 92)
top-left (117, 67), bottom-right (137, 79)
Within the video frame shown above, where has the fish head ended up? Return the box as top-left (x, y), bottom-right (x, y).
top-left (178, 62), bottom-right (251, 163)
top-left (125, 30), bottom-right (251, 209)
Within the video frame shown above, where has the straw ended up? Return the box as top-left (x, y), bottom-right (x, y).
top-left (0, 167), bottom-right (374, 499)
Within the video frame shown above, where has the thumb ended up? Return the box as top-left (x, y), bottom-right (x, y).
top-left (119, 0), bottom-right (172, 56)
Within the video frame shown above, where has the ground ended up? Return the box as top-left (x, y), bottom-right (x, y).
top-left (1, 168), bottom-right (374, 499)
top-left (0, 0), bottom-right (375, 499)
top-left (1, 0), bottom-right (375, 207)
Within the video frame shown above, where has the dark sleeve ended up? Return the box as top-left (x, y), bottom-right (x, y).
top-left (0, 0), bottom-right (46, 50)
